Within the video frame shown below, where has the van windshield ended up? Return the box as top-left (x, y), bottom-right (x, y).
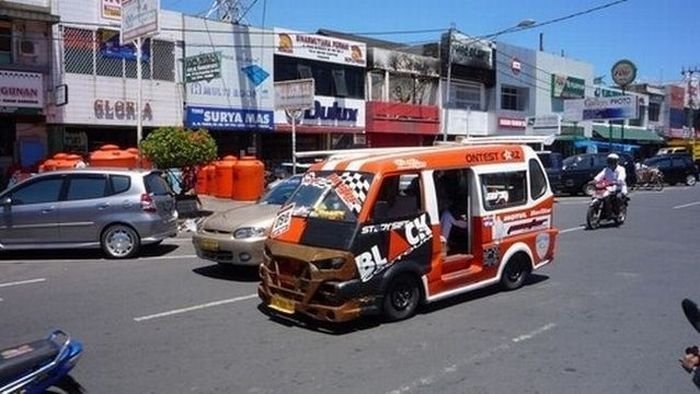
top-left (287, 171), bottom-right (374, 223)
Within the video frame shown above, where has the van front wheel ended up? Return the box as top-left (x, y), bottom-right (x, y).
top-left (501, 255), bottom-right (531, 291)
top-left (383, 274), bottom-right (421, 322)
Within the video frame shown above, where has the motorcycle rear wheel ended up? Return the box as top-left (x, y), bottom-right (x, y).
top-left (586, 204), bottom-right (601, 230)
top-left (615, 203), bottom-right (627, 226)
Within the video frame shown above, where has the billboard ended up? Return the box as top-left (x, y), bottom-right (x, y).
top-left (564, 95), bottom-right (638, 121)
top-left (184, 18), bottom-right (274, 130)
top-left (551, 74), bottom-right (585, 99)
top-left (274, 29), bottom-right (366, 67)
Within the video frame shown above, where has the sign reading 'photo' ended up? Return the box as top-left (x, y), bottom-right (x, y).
top-left (564, 95), bottom-right (638, 121)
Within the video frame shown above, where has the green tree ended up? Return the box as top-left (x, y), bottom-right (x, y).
top-left (140, 127), bottom-right (217, 195)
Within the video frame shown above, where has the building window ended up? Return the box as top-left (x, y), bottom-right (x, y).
top-left (369, 71), bottom-right (385, 101)
top-left (63, 27), bottom-right (94, 75)
top-left (649, 102), bottom-right (660, 122)
top-left (629, 105), bottom-right (646, 127)
top-left (447, 81), bottom-right (482, 110)
top-left (0, 22), bottom-right (12, 64)
top-left (274, 55), bottom-right (365, 99)
top-left (501, 85), bottom-right (527, 111)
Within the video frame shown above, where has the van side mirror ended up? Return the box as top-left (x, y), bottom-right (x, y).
top-left (372, 201), bottom-right (390, 222)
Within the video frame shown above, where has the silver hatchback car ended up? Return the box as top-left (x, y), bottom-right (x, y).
top-left (0, 168), bottom-right (178, 258)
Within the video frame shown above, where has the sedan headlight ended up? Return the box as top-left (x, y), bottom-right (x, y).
top-left (233, 227), bottom-right (267, 239)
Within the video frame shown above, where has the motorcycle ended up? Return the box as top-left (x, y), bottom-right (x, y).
top-left (586, 180), bottom-right (628, 230)
top-left (0, 330), bottom-right (83, 394)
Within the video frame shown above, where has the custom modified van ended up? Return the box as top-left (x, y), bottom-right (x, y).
top-left (258, 138), bottom-right (559, 322)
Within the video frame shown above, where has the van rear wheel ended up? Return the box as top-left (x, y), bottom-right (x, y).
top-left (383, 274), bottom-right (421, 322)
top-left (501, 255), bottom-right (531, 291)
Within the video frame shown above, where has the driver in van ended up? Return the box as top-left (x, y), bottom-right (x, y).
top-left (592, 153), bottom-right (628, 215)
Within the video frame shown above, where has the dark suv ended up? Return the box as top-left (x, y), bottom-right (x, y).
top-left (561, 152), bottom-right (637, 195)
top-left (536, 151), bottom-right (563, 193)
top-left (644, 154), bottom-right (699, 186)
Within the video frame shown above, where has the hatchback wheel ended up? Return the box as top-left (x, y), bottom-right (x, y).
top-left (686, 174), bottom-right (697, 186)
top-left (101, 224), bottom-right (140, 259)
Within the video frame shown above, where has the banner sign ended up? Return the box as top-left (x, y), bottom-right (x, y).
top-left (185, 106), bottom-right (273, 130)
top-left (551, 74), bottom-right (585, 98)
top-left (184, 52), bottom-right (221, 83)
top-left (445, 31), bottom-right (493, 70)
top-left (121, 0), bottom-right (159, 43)
top-left (274, 29), bottom-right (366, 67)
top-left (99, 29), bottom-right (150, 61)
top-left (526, 114), bottom-right (561, 135)
top-left (564, 95), bottom-right (639, 121)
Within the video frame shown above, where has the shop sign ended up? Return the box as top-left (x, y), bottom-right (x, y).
top-left (274, 96), bottom-right (365, 129)
top-left (446, 31), bottom-right (493, 70)
top-left (274, 78), bottom-right (315, 110)
top-left (94, 99), bottom-right (152, 121)
top-left (551, 74), bottom-right (585, 99)
top-left (498, 117), bottom-right (527, 129)
top-left (101, 0), bottom-right (121, 21)
top-left (594, 86), bottom-right (623, 98)
top-left (611, 59), bottom-right (637, 87)
top-left (564, 95), bottom-right (638, 121)
top-left (526, 114), bottom-right (561, 135)
top-left (185, 106), bottom-right (273, 130)
top-left (511, 58), bottom-right (521, 75)
top-left (184, 52), bottom-right (221, 83)
top-left (121, 0), bottom-right (159, 44)
top-left (0, 70), bottom-right (43, 108)
top-left (668, 85), bottom-right (685, 109)
top-left (275, 29), bottom-right (366, 67)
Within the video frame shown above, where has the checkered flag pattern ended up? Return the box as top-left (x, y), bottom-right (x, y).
top-left (340, 172), bottom-right (371, 213)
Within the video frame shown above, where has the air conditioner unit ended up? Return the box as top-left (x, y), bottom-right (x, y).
top-left (19, 40), bottom-right (37, 57)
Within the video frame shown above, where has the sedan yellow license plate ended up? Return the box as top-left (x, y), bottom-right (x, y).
top-left (269, 295), bottom-right (295, 314)
top-left (199, 239), bottom-right (219, 251)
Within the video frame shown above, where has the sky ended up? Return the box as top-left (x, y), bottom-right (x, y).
top-left (161, 0), bottom-right (697, 86)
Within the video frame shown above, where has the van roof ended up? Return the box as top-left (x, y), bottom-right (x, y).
top-left (309, 144), bottom-right (534, 174)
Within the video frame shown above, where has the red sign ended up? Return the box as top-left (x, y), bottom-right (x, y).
top-left (669, 85), bottom-right (685, 109)
top-left (365, 101), bottom-right (439, 135)
top-left (498, 117), bottom-right (527, 129)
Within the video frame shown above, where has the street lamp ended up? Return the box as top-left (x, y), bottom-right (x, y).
top-left (443, 19), bottom-right (536, 141)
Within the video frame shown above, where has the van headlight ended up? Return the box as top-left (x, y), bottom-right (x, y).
top-left (233, 227), bottom-right (266, 239)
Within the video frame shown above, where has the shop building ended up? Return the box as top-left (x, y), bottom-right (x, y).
top-left (182, 16), bottom-right (274, 159)
top-left (269, 29), bottom-right (366, 162)
top-left (0, 0), bottom-right (58, 184)
top-left (47, 0), bottom-right (184, 154)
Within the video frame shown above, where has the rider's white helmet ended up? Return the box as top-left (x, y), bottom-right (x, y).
top-left (607, 153), bottom-right (620, 161)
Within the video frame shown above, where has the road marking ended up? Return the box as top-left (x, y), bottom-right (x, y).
top-left (0, 255), bottom-right (198, 265)
top-left (673, 201), bottom-right (700, 209)
top-left (133, 294), bottom-right (258, 322)
top-left (560, 226), bottom-right (585, 234)
top-left (387, 323), bottom-right (557, 394)
top-left (0, 278), bottom-right (46, 288)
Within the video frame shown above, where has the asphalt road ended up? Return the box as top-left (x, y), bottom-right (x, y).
top-left (1, 186), bottom-right (700, 393)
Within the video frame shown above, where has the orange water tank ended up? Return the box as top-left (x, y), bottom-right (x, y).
top-left (206, 162), bottom-right (218, 196)
top-left (90, 146), bottom-right (138, 168)
top-left (195, 164), bottom-right (211, 195)
top-left (54, 154), bottom-right (82, 170)
top-left (214, 156), bottom-right (237, 198)
top-left (126, 148), bottom-right (152, 169)
top-left (232, 156), bottom-right (264, 201)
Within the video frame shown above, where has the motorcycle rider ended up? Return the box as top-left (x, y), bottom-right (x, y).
top-left (591, 153), bottom-right (628, 217)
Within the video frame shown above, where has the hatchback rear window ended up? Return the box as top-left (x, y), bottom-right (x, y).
top-left (144, 173), bottom-right (173, 196)
top-left (110, 175), bottom-right (131, 195)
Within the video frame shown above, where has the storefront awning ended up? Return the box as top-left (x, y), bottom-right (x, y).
top-left (0, 7), bottom-right (60, 24)
top-left (592, 124), bottom-right (664, 143)
top-left (555, 135), bottom-right (586, 141)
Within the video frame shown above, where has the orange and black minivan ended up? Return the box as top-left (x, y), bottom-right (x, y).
top-left (258, 141), bottom-right (559, 322)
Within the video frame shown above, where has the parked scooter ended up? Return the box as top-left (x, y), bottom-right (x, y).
top-left (586, 180), bottom-right (628, 230)
top-left (0, 330), bottom-right (83, 394)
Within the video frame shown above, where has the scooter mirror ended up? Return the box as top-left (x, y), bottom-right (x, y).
top-left (682, 298), bottom-right (700, 333)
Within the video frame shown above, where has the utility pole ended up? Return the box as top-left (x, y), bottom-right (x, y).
top-left (681, 66), bottom-right (700, 148)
